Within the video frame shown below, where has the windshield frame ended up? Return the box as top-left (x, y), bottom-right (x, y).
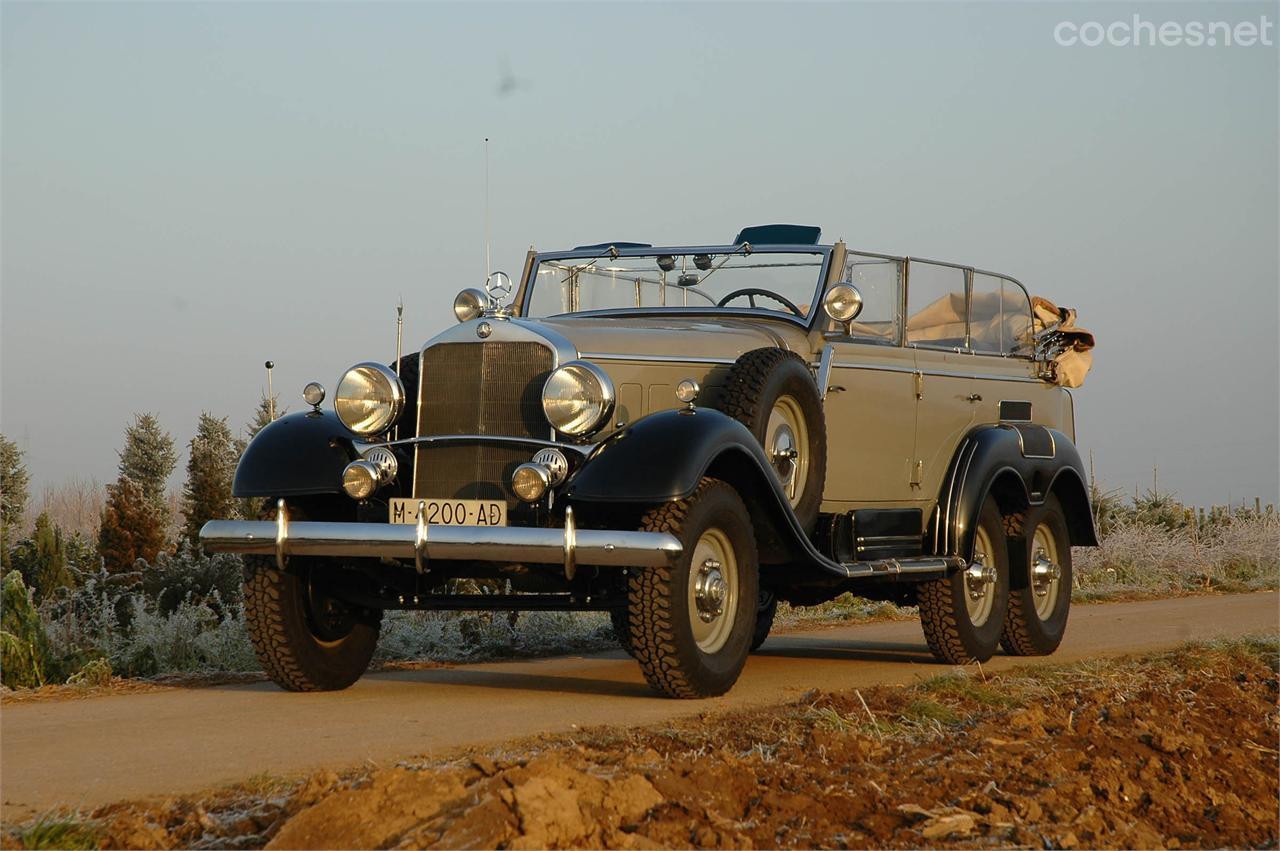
top-left (517, 243), bottom-right (835, 330)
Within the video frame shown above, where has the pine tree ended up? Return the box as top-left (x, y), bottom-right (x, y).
top-left (1, 434), bottom-right (30, 572)
top-left (182, 413), bottom-right (239, 546)
top-left (246, 392), bottom-right (283, 439)
top-left (11, 513), bottom-right (71, 601)
top-left (117, 413), bottom-right (178, 538)
top-left (98, 476), bottom-right (165, 576)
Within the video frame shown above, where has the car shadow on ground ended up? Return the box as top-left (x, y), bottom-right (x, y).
top-left (753, 639), bottom-right (938, 665)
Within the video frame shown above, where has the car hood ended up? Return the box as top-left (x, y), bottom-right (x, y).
top-left (532, 315), bottom-right (811, 361)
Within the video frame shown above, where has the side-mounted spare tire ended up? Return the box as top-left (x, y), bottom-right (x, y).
top-left (716, 348), bottom-right (827, 534)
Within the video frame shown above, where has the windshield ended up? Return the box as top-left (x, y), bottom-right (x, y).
top-left (524, 249), bottom-right (827, 321)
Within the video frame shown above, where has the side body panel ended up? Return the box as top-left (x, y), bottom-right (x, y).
top-left (912, 348), bottom-right (977, 506)
top-left (820, 344), bottom-right (918, 506)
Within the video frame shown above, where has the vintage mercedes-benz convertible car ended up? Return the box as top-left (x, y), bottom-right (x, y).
top-left (201, 224), bottom-right (1098, 698)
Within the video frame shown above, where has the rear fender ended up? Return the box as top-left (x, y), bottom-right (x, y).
top-left (931, 424), bottom-right (1098, 560)
top-left (233, 411), bottom-right (357, 498)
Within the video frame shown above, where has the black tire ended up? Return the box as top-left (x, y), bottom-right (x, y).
top-left (717, 348), bottom-right (827, 534)
top-left (242, 503), bottom-right (381, 692)
top-left (626, 478), bottom-right (759, 698)
top-left (750, 590), bottom-right (778, 652)
top-left (918, 497), bottom-right (1009, 664)
top-left (610, 607), bottom-right (634, 657)
top-left (1001, 495), bottom-right (1073, 656)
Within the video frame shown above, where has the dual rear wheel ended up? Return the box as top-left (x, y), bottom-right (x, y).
top-left (919, 495), bottom-right (1073, 664)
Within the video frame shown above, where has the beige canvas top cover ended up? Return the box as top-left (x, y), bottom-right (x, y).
top-left (904, 292), bottom-right (1095, 387)
top-left (1031, 296), bottom-right (1095, 388)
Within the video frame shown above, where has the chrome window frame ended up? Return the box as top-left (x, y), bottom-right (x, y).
top-left (839, 250), bottom-right (907, 347)
top-left (516, 242), bottom-right (1038, 362)
top-left (518, 243), bottom-right (834, 331)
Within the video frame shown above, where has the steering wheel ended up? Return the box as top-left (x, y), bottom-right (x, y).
top-left (717, 288), bottom-right (804, 316)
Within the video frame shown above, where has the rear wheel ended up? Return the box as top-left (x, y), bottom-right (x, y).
top-left (242, 502), bottom-right (381, 691)
top-left (918, 497), bottom-right (1009, 664)
top-left (626, 479), bottom-right (758, 698)
top-left (1001, 496), bottom-right (1073, 655)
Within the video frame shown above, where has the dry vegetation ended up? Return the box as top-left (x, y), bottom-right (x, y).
top-left (4, 495), bottom-right (1275, 697)
top-left (5, 636), bottom-right (1274, 850)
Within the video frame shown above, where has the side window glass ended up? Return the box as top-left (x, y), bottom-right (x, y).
top-left (840, 255), bottom-right (902, 343)
top-left (1001, 278), bottom-right (1034, 356)
top-left (906, 262), bottom-right (967, 349)
top-left (971, 273), bottom-right (1034, 356)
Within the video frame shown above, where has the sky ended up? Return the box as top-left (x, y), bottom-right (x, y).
top-left (2, 1), bottom-right (1277, 508)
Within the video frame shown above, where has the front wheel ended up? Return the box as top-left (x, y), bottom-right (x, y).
top-left (241, 503), bottom-right (381, 691)
top-left (626, 478), bottom-right (758, 698)
top-left (243, 555), bottom-right (382, 691)
top-left (1001, 496), bottom-right (1073, 655)
top-left (917, 496), bottom-right (1009, 664)
top-left (750, 590), bottom-right (778, 652)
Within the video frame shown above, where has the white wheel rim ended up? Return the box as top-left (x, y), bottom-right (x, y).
top-left (963, 525), bottom-right (997, 627)
top-left (766, 396), bottom-right (809, 506)
top-left (1031, 522), bottom-right (1062, 620)
top-left (687, 527), bottom-right (740, 653)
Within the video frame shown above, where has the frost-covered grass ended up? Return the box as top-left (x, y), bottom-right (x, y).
top-left (5, 511), bottom-right (1276, 689)
top-left (375, 609), bottom-right (616, 664)
top-left (1073, 512), bottom-right (1279, 600)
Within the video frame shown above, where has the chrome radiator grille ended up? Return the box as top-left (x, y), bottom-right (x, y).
top-left (413, 342), bottom-right (554, 504)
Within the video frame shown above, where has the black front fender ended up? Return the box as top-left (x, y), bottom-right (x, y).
top-left (565, 408), bottom-right (828, 567)
top-left (233, 411), bottom-right (357, 498)
top-left (565, 408), bottom-right (773, 504)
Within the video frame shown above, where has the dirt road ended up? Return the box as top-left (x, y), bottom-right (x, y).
top-left (3, 592), bottom-right (1276, 820)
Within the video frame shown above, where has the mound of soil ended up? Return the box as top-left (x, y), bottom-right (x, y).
top-left (9, 639), bottom-right (1277, 849)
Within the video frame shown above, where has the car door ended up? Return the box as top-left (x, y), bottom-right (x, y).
top-left (905, 261), bottom-right (978, 501)
top-left (820, 254), bottom-right (919, 508)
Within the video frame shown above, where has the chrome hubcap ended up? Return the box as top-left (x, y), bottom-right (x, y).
top-left (770, 425), bottom-right (798, 487)
top-left (766, 396), bottom-right (809, 504)
top-left (694, 559), bottom-right (728, 622)
top-left (1031, 523), bottom-right (1062, 619)
top-left (963, 526), bottom-right (997, 627)
top-left (686, 528), bottom-right (739, 653)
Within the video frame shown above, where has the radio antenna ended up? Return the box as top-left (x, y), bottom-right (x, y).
top-left (484, 137), bottom-right (491, 279)
top-left (264, 361), bottom-right (275, 421)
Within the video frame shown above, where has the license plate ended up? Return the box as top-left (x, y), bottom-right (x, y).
top-left (389, 498), bottom-right (507, 527)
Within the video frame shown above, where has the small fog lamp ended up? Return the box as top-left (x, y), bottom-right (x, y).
top-left (657, 255), bottom-right (676, 272)
top-left (693, 254), bottom-right (713, 271)
top-left (302, 382), bottom-right (326, 408)
top-left (675, 378), bottom-right (700, 407)
top-left (512, 463), bottom-right (550, 502)
top-left (341, 460), bottom-right (379, 500)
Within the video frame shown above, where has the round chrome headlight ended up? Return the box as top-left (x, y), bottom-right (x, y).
top-left (334, 362), bottom-right (404, 436)
top-left (541, 361), bottom-right (615, 437)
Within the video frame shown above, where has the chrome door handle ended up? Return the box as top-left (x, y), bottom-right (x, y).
top-left (967, 394), bottom-right (983, 403)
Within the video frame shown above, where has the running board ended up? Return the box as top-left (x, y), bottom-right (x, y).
top-left (798, 552), bottom-right (965, 581)
top-left (848, 555), bottom-right (965, 579)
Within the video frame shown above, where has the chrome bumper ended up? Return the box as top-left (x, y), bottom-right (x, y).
top-left (198, 503), bottom-right (681, 576)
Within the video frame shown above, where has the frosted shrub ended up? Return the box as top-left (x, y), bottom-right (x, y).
top-left (140, 544), bottom-right (242, 615)
top-left (375, 609), bottom-right (613, 664)
top-left (1074, 512), bottom-right (1279, 597)
top-left (111, 594), bottom-right (255, 676)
